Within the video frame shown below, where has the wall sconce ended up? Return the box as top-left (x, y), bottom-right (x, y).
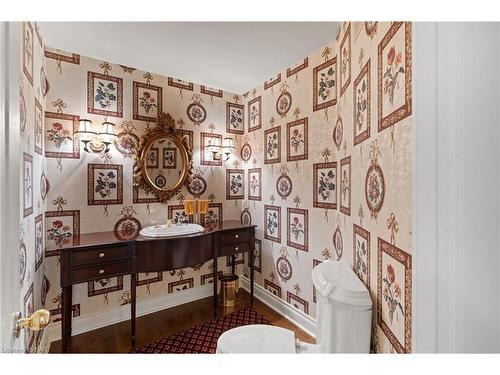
top-left (208, 136), bottom-right (234, 161)
top-left (76, 119), bottom-right (117, 154)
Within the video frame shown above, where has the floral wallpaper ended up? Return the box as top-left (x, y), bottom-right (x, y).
top-left (20, 22), bottom-right (48, 353)
top-left (42, 46), bottom-right (245, 342)
top-left (240, 21), bottom-right (412, 353)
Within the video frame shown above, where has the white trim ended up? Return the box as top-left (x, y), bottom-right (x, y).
top-left (412, 21), bottom-right (439, 353)
top-left (47, 284), bottom-right (214, 344)
top-left (0, 21), bottom-right (22, 353)
top-left (240, 276), bottom-right (316, 338)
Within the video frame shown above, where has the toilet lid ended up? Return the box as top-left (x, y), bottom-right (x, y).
top-left (217, 324), bottom-right (296, 353)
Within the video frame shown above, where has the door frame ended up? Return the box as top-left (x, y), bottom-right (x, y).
top-left (0, 21), bottom-right (21, 353)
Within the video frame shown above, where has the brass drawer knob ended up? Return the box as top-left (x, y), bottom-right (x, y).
top-left (234, 234), bottom-right (239, 239)
top-left (235, 246), bottom-right (239, 251)
top-left (99, 269), bottom-right (105, 275)
top-left (99, 252), bottom-right (105, 258)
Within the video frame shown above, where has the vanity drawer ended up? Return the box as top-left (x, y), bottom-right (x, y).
top-left (220, 229), bottom-right (250, 245)
top-left (71, 245), bottom-right (129, 267)
top-left (219, 241), bottom-right (249, 257)
top-left (72, 260), bottom-right (130, 283)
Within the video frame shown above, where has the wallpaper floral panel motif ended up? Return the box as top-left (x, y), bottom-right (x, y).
top-left (168, 204), bottom-right (192, 224)
top-left (339, 22), bottom-right (352, 97)
top-left (247, 96), bottom-right (262, 132)
top-left (353, 59), bottom-right (371, 145)
top-left (378, 22), bottom-right (412, 132)
top-left (313, 162), bottom-right (337, 209)
top-left (287, 208), bottom-right (308, 252)
top-left (23, 22), bottom-right (34, 85)
top-left (287, 291), bottom-right (309, 315)
top-left (246, 238), bottom-right (262, 273)
top-left (264, 127), bottom-right (281, 164)
top-left (226, 102), bottom-right (244, 134)
top-left (133, 81), bottom-right (162, 122)
top-left (226, 169), bottom-right (244, 200)
top-left (44, 112), bottom-right (79, 159)
top-left (377, 238), bottom-right (412, 353)
top-left (45, 210), bottom-right (80, 257)
top-left (201, 203), bottom-right (223, 231)
top-left (34, 214), bottom-right (43, 271)
top-left (87, 71), bottom-right (123, 118)
top-left (286, 118), bottom-right (308, 162)
top-left (87, 163), bottom-right (123, 206)
top-left (34, 98), bottom-right (43, 155)
top-left (353, 224), bottom-right (370, 288)
top-left (264, 205), bottom-right (281, 243)
top-left (264, 279), bottom-right (282, 298)
top-left (313, 57), bottom-right (337, 111)
top-left (340, 156), bottom-right (351, 216)
top-left (248, 168), bottom-right (262, 201)
top-left (23, 152), bottom-right (33, 217)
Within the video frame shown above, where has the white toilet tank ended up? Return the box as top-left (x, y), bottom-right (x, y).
top-left (311, 260), bottom-right (373, 353)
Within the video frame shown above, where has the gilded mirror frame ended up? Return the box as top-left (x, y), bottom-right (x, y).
top-left (133, 112), bottom-right (193, 202)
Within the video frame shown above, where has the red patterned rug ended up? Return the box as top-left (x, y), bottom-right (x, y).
top-left (132, 306), bottom-right (271, 354)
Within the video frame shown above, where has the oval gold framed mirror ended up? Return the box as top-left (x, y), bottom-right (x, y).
top-left (133, 113), bottom-right (193, 202)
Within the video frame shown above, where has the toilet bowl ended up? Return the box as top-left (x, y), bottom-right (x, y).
top-left (216, 260), bottom-right (373, 353)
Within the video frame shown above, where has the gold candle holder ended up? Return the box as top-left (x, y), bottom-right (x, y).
top-left (198, 199), bottom-right (209, 215)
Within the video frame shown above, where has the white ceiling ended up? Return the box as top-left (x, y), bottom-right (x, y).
top-left (39, 22), bottom-right (340, 94)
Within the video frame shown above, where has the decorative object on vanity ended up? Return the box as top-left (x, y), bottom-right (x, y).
top-left (133, 112), bottom-right (193, 203)
top-left (76, 118), bottom-right (117, 154)
top-left (183, 199), bottom-right (209, 225)
top-left (207, 136), bottom-right (234, 162)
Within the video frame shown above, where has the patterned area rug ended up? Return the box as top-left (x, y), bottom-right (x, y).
top-left (132, 306), bottom-right (271, 354)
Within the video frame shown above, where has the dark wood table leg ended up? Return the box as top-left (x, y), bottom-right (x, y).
top-left (213, 257), bottom-right (218, 318)
top-left (250, 230), bottom-right (255, 304)
top-left (231, 255), bottom-right (236, 275)
top-left (61, 285), bottom-right (72, 353)
top-left (131, 273), bottom-right (137, 349)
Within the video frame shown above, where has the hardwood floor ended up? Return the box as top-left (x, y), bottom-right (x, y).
top-left (49, 289), bottom-right (315, 353)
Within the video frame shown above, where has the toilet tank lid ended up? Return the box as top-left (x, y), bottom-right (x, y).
top-left (312, 260), bottom-right (372, 308)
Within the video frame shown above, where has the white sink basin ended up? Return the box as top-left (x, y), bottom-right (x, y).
top-left (139, 223), bottom-right (205, 238)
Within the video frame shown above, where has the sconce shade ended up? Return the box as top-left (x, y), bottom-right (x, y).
top-left (223, 137), bottom-right (235, 149)
top-left (208, 136), bottom-right (221, 151)
top-left (76, 119), bottom-right (96, 142)
top-left (100, 121), bottom-right (117, 144)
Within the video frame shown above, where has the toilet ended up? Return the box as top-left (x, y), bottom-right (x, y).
top-left (216, 260), bottom-right (373, 353)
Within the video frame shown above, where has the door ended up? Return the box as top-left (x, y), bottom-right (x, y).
top-left (0, 21), bottom-right (22, 353)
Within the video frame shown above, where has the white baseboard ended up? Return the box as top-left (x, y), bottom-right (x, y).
top-left (240, 276), bottom-right (316, 338)
top-left (47, 284), bottom-right (213, 344)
